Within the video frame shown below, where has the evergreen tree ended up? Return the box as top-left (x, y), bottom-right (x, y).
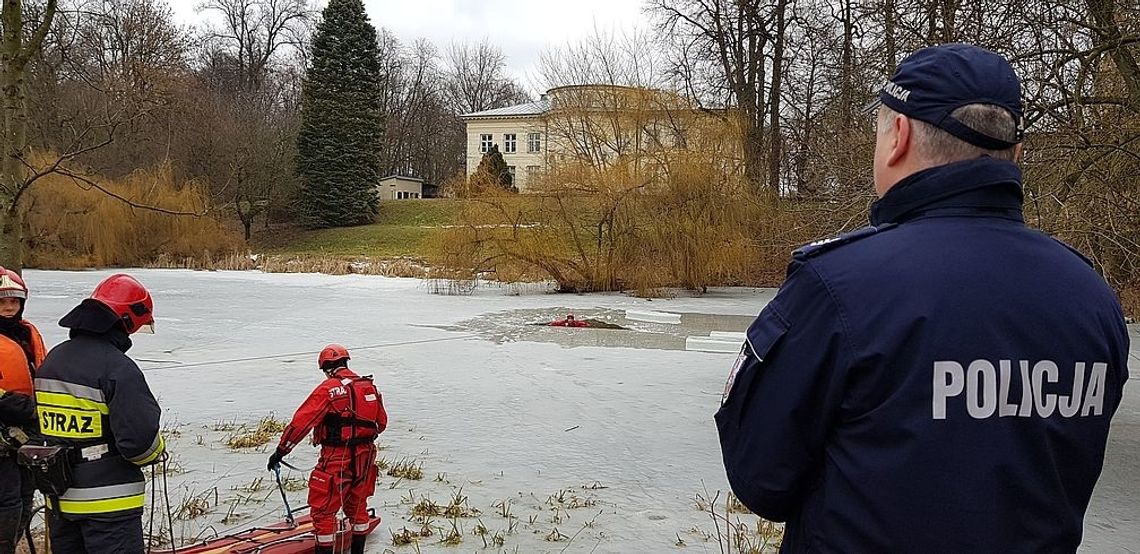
top-left (295, 0), bottom-right (384, 227)
top-left (474, 145), bottom-right (515, 192)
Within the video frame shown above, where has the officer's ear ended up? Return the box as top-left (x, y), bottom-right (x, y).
top-left (886, 114), bottom-right (912, 167)
top-left (1013, 143), bottom-right (1024, 164)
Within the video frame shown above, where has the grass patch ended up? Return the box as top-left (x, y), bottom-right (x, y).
top-left (387, 458), bottom-right (424, 480)
top-left (225, 415), bottom-right (286, 450)
top-left (175, 488), bottom-right (219, 520)
top-left (391, 524), bottom-right (434, 546)
top-left (259, 199), bottom-right (462, 258)
top-left (439, 520), bottom-right (464, 546)
top-left (547, 488), bottom-right (597, 509)
top-left (281, 476), bottom-right (308, 492)
top-left (233, 477), bottom-right (268, 493)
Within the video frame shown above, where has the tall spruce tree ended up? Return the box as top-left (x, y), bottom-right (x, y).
top-left (295, 0), bottom-right (383, 227)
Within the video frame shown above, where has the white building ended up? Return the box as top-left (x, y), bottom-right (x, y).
top-left (460, 85), bottom-right (714, 192)
top-left (376, 175), bottom-right (424, 200)
top-left (459, 99), bottom-right (550, 192)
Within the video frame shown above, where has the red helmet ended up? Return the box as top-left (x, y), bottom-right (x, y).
top-left (318, 343), bottom-right (350, 369)
top-left (91, 274), bottom-right (154, 334)
top-left (0, 267), bottom-right (28, 300)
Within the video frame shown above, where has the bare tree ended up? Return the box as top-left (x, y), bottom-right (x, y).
top-left (0, 0), bottom-right (56, 267)
top-left (443, 39), bottom-right (529, 114)
top-left (198, 0), bottom-right (310, 92)
top-left (649, 0), bottom-right (792, 193)
top-left (0, 0), bottom-right (89, 268)
top-left (538, 26), bottom-right (665, 91)
top-left (191, 0), bottom-right (311, 239)
top-left (35, 0), bottom-right (193, 178)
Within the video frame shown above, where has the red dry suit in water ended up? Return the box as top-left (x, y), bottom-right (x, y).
top-left (276, 368), bottom-right (387, 547)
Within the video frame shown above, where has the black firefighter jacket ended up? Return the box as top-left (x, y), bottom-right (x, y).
top-left (34, 304), bottom-right (164, 520)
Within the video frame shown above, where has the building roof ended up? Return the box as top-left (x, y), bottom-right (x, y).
top-left (459, 99), bottom-right (551, 120)
top-left (379, 174), bottom-right (424, 183)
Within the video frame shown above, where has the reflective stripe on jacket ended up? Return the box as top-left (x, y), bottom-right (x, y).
top-left (34, 333), bottom-right (164, 519)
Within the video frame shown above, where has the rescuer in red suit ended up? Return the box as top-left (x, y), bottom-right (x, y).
top-left (268, 344), bottom-right (387, 554)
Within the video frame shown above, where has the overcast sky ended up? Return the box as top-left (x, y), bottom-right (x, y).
top-left (169, 0), bottom-right (650, 94)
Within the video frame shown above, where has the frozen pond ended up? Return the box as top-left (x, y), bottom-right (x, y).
top-left (20, 269), bottom-right (1140, 553)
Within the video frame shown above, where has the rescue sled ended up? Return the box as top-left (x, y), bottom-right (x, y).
top-left (151, 508), bottom-right (380, 554)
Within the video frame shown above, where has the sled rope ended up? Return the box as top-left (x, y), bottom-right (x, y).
top-left (143, 335), bottom-right (479, 371)
top-left (273, 466), bottom-right (296, 528)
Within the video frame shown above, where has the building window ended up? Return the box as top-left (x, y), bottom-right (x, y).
top-left (504, 134), bottom-right (517, 153)
top-left (480, 134), bottom-right (492, 153)
top-left (528, 133), bottom-right (542, 153)
top-left (507, 166), bottom-right (516, 186)
top-left (526, 165), bottom-right (540, 183)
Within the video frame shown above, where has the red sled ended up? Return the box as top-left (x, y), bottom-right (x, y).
top-left (151, 508), bottom-right (380, 554)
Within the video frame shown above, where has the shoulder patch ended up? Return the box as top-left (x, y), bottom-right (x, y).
top-left (793, 223), bottom-right (897, 259)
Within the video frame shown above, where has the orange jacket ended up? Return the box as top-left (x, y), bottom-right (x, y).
top-left (0, 321), bottom-right (46, 425)
top-left (0, 321), bottom-right (45, 395)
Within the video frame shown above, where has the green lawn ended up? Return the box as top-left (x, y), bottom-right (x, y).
top-left (263, 199), bottom-right (462, 257)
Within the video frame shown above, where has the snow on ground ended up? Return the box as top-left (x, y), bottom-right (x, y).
top-left (20, 269), bottom-right (1140, 553)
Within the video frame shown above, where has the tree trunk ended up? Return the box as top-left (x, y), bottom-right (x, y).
top-left (743, 123), bottom-right (766, 193)
top-left (1087, 0), bottom-right (1140, 110)
top-left (767, 0), bottom-right (788, 192)
top-left (0, 209), bottom-right (21, 269)
top-left (1, 2), bottom-right (25, 269)
top-left (884, 0), bottom-right (897, 73)
top-left (0, 0), bottom-right (55, 270)
top-left (840, 0), bottom-right (855, 129)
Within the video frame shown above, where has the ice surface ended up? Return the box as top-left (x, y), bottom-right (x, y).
top-left (708, 332), bottom-right (747, 342)
top-left (22, 270), bottom-right (771, 553)
top-left (625, 309), bottom-right (683, 325)
top-left (684, 337), bottom-right (742, 354)
top-left (18, 270), bottom-right (1138, 553)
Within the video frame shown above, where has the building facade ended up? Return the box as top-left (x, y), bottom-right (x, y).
top-left (460, 100), bottom-right (550, 192)
top-left (460, 85), bottom-right (717, 192)
top-left (376, 175), bottom-right (425, 200)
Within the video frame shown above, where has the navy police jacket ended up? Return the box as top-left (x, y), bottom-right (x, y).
top-left (715, 157), bottom-right (1129, 552)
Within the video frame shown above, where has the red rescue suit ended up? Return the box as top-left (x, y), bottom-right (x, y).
top-left (276, 368), bottom-right (387, 546)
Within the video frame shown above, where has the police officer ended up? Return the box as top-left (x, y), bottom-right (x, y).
top-left (716, 44), bottom-right (1130, 552)
top-left (268, 344), bottom-right (387, 554)
top-left (0, 269), bottom-right (45, 554)
top-left (34, 274), bottom-right (164, 553)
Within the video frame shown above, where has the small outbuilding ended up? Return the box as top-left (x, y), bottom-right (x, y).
top-left (377, 175), bottom-right (424, 200)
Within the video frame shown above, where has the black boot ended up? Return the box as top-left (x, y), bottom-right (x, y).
top-left (351, 533), bottom-right (367, 554)
top-left (314, 544), bottom-right (334, 554)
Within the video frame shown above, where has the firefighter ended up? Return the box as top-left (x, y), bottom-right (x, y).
top-left (0, 268), bottom-right (46, 554)
top-left (34, 273), bottom-right (164, 554)
top-left (268, 344), bottom-right (388, 554)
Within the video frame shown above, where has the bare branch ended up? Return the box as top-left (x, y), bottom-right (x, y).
top-left (51, 166), bottom-right (207, 217)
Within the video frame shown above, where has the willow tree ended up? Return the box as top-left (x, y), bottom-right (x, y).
top-left (0, 0), bottom-right (56, 269)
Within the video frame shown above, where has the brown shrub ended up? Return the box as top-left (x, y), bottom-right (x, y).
top-left (23, 155), bottom-right (241, 268)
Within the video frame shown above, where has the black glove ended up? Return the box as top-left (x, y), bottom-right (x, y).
top-left (267, 449), bottom-right (285, 471)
